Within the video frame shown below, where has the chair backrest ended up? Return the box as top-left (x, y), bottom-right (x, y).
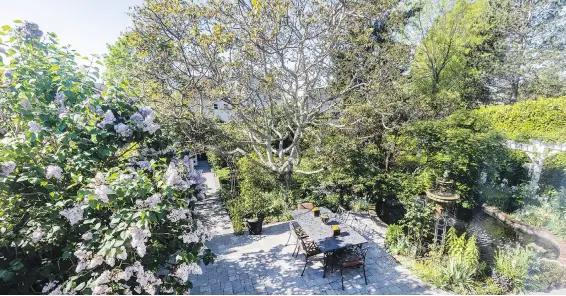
top-left (357, 247), bottom-right (369, 261)
top-left (300, 239), bottom-right (320, 256)
top-left (290, 221), bottom-right (307, 238)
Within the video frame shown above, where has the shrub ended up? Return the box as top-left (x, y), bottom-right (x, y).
top-left (0, 23), bottom-right (212, 294)
top-left (411, 228), bottom-right (483, 294)
top-left (225, 199), bottom-right (246, 234)
top-left (527, 259), bottom-right (566, 292)
top-left (493, 245), bottom-right (535, 293)
top-left (385, 224), bottom-right (409, 256)
top-left (511, 188), bottom-right (566, 240)
top-left (350, 198), bottom-right (370, 212)
top-left (473, 96), bottom-right (566, 143)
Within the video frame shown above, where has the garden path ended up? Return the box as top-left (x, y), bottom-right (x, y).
top-left (192, 161), bottom-right (443, 295)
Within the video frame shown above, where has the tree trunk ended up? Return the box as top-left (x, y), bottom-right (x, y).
top-left (431, 71), bottom-right (440, 94)
top-left (510, 78), bottom-right (519, 103)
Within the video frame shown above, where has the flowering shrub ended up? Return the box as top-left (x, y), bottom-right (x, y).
top-left (0, 22), bottom-right (213, 294)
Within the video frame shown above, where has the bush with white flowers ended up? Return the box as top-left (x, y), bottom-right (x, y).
top-left (0, 22), bottom-right (213, 294)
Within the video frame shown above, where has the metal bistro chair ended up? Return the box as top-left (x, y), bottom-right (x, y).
top-left (299, 238), bottom-right (322, 276)
top-left (286, 221), bottom-right (309, 257)
top-left (337, 206), bottom-right (350, 223)
top-left (333, 246), bottom-right (369, 290)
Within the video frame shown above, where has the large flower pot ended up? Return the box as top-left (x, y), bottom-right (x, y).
top-left (246, 217), bottom-right (264, 235)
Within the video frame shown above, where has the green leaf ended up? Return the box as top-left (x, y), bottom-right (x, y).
top-left (75, 282), bottom-right (86, 291)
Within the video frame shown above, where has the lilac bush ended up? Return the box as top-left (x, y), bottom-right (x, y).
top-left (0, 23), bottom-right (213, 294)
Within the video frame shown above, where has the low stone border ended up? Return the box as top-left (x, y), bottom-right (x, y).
top-left (481, 204), bottom-right (566, 266)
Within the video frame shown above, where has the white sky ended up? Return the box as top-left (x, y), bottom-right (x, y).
top-left (0, 0), bottom-right (143, 57)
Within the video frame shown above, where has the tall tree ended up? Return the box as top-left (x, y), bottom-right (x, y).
top-left (107, 0), bottom-right (390, 177)
top-left (486, 0), bottom-right (566, 102)
top-left (411, 0), bottom-right (489, 97)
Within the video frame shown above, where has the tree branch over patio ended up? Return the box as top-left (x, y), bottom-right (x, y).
top-left (109, 0), bottom-right (381, 176)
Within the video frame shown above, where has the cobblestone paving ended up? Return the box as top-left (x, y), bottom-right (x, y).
top-left (192, 161), bottom-right (443, 295)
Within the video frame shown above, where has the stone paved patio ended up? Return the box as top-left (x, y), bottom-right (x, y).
top-left (193, 161), bottom-right (443, 295)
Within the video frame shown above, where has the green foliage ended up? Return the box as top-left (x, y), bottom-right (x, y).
top-left (412, 0), bottom-right (490, 102)
top-left (511, 188), bottom-right (566, 240)
top-left (0, 23), bottom-right (211, 294)
top-left (527, 259), bottom-right (566, 292)
top-left (410, 228), bottom-right (482, 293)
top-left (473, 97), bottom-right (566, 143)
top-left (400, 201), bottom-right (436, 254)
top-left (494, 245), bottom-right (535, 293)
top-left (387, 109), bottom-right (512, 208)
top-left (350, 198), bottom-right (370, 212)
top-left (385, 224), bottom-right (410, 255)
top-left (207, 151), bottom-right (226, 172)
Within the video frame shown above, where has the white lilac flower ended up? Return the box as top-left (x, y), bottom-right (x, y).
top-left (45, 165), bottom-right (63, 180)
top-left (18, 22), bottom-right (43, 39)
top-left (92, 285), bottom-right (111, 295)
top-left (59, 205), bottom-right (84, 225)
top-left (81, 231), bottom-right (93, 241)
top-left (479, 171), bottom-right (487, 184)
top-left (183, 155), bottom-right (194, 171)
top-left (0, 161), bottom-right (16, 177)
top-left (137, 270), bottom-right (162, 294)
top-left (97, 110), bottom-right (116, 128)
top-left (189, 170), bottom-right (206, 185)
top-left (95, 172), bottom-right (105, 184)
top-left (42, 281), bottom-right (58, 293)
top-left (94, 270), bottom-right (113, 286)
top-left (48, 285), bottom-right (62, 295)
top-left (72, 114), bottom-right (87, 128)
top-left (138, 106), bottom-right (153, 118)
top-left (173, 263), bottom-right (203, 283)
top-left (136, 193), bottom-right (161, 209)
top-left (129, 113), bottom-right (144, 128)
top-left (129, 97), bottom-right (140, 103)
top-left (30, 229), bottom-right (45, 243)
top-left (28, 121), bottom-right (41, 133)
top-left (74, 249), bottom-right (91, 273)
top-left (136, 161), bottom-right (151, 170)
top-left (142, 114), bottom-right (161, 134)
top-left (167, 208), bottom-right (191, 223)
top-left (20, 99), bottom-right (31, 110)
top-left (0, 46), bottom-right (6, 55)
top-left (88, 255), bottom-right (104, 269)
top-left (94, 184), bottom-right (112, 203)
top-left (95, 106), bottom-right (104, 115)
top-left (164, 162), bottom-right (186, 188)
top-left (54, 92), bottom-right (65, 107)
top-left (74, 249), bottom-right (91, 261)
top-left (105, 255), bottom-right (116, 267)
top-left (114, 123), bottom-right (133, 138)
top-left (127, 225), bottom-right (151, 257)
top-left (179, 232), bottom-right (199, 244)
top-left (120, 174), bottom-right (134, 181)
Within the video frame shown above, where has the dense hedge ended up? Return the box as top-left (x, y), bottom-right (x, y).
top-left (473, 97), bottom-right (566, 143)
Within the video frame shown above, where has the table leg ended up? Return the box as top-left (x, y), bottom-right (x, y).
top-left (323, 253), bottom-right (328, 278)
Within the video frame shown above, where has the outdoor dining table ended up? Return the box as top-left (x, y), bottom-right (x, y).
top-left (290, 207), bottom-right (368, 277)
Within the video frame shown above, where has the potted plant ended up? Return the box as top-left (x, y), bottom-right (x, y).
top-left (332, 225), bottom-right (341, 236)
top-left (244, 213), bottom-right (265, 235)
top-left (243, 192), bottom-right (274, 235)
top-left (313, 207), bottom-right (320, 217)
top-left (321, 214), bottom-right (329, 224)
